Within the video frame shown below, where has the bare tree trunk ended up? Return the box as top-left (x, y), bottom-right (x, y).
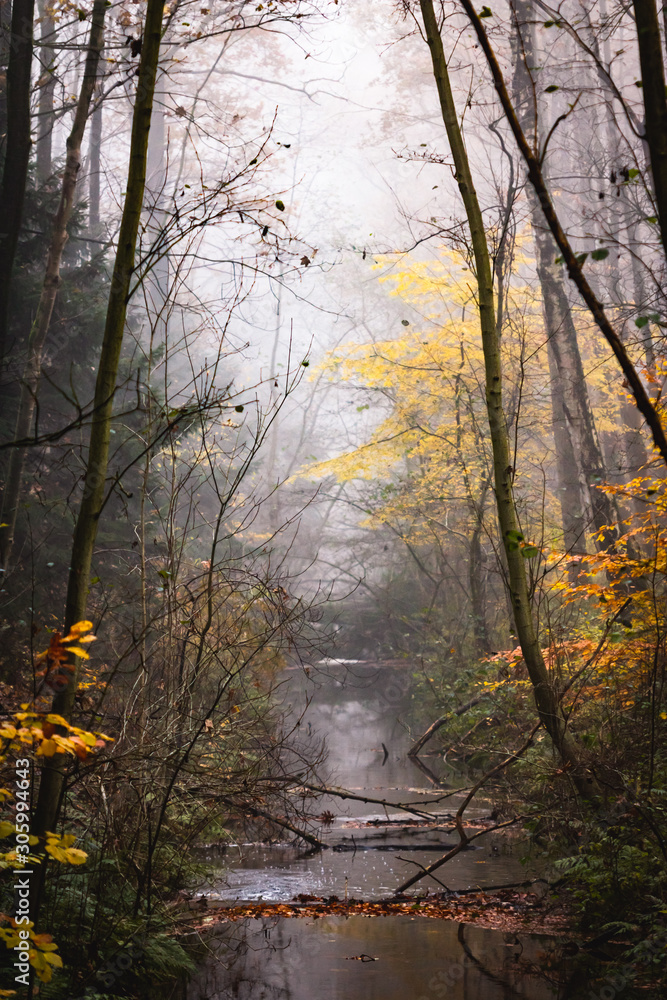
top-left (0, 0), bottom-right (107, 571)
top-left (541, 275), bottom-right (587, 555)
top-left (469, 483), bottom-right (491, 654)
top-left (33, 0), bottom-right (166, 843)
top-left (510, 0), bottom-right (618, 553)
top-left (35, 0), bottom-right (55, 183)
top-left (419, 0), bottom-right (596, 797)
top-left (0, 0), bottom-right (35, 359)
top-left (633, 0), bottom-right (667, 251)
top-left (88, 79), bottom-right (103, 231)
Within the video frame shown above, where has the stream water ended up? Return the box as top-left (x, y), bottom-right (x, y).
top-left (186, 661), bottom-right (580, 999)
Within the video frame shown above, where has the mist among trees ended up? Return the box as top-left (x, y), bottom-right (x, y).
top-left (1, 0), bottom-right (667, 996)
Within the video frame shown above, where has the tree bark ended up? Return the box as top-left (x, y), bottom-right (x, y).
top-left (0, 0), bottom-right (107, 572)
top-left (33, 0), bottom-right (166, 842)
top-left (633, 0), bottom-right (667, 250)
top-left (469, 484), bottom-right (491, 653)
top-left (35, 0), bottom-right (56, 183)
top-left (457, 0), bottom-right (667, 468)
top-left (0, 0), bottom-right (35, 359)
top-left (510, 0), bottom-right (618, 553)
top-left (88, 86), bottom-right (103, 231)
top-left (419, 0), bottom-right (597, 797)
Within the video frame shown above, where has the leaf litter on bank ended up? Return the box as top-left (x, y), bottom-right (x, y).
top-left (183, 888), bottom-right (571, 936)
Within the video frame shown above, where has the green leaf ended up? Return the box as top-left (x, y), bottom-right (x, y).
top-left (235, 404), bottom-right (244, 412)
top-left (507, 541), bottom-right (520, 551)
top-left (275, 199), bottom-right (285, 211)
top-left (521, 545), bottom-right (539, 558)
top-left (401, 320), bottom-right (410, 326)
top-left (647, 216), bottom-right (657, 223)
top-left (635, 316), bottom-right (649, 328)
top-left (506, 529), bottom-right (524, 542)
top-left (591, 248), bottom-right (609, 261)
top-left (479, 5), bottom-right (493, 16)
top-left (628, 167), bottom-right (640, 179)
top-left (554, 255), bottom-right (564, 264)
top-left (544, 85), bottom-right (559, 93)
top-left (575, 252), bottom-right (588, 265)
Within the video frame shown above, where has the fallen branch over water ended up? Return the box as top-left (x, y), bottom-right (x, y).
top-left (300, 782), bottom-right (463, 819)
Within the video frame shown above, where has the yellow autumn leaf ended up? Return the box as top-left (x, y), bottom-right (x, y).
top-left (0, 823), bottom-right (14, 839)
top-left (29, 951), bottom-right (54, 983)
top-left (66, 620), bottom-right (93, 635)
top-left (45, 714), bottom-right (69, 727)
top-left (63, 848), bottom-right (87, 864)
top-left (38, 739), bottom-right (57, 757)
top-left (45, 845), bottom-right (68, 862)
top-left (63, 646), bottom-right (90, 659)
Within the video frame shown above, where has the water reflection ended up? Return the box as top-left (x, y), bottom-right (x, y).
top-left (187, 915), bottom-right (569, 1000)
top-left (188, 662), bottom-right (559, 998)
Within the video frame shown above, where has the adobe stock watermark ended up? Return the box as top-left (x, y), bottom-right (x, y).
top-left (12, 757), bottom-right (33, 987)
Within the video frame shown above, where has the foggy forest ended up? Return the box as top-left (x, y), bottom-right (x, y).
top-left (1, 0), bottom-right (667, 996)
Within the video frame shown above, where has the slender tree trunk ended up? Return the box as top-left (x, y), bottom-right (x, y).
top-left (88, 85), bottom-right (102, 231)
top-left (0, 0), bottom-right (106, 571)
top-left (0, 0), bottom-right (35, 359)
top-left (540, 271), bottom-right (587, 555)
top-left (33, 0), bottom-right (166, 842)
top-left (35, 0), bottom-right (55, 183)
top-left (419, 0), bottom-right (596, 796)
top-left (0, 0), bottom-right (11, 162)
top-left (510, 1), bottom-right (618, 552)
top-left (591, 10), bottom-right (650, 480)
top-left (633, 0), bottom-right (667, 250)
top-left (469, 485), bottom-right (491, 654)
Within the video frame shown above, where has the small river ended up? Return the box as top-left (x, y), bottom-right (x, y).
top-left (185, 661), bottom-right (580, 999)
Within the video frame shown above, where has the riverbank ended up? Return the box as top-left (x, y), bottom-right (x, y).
top-left (178, 884), bottom-right (571, 936)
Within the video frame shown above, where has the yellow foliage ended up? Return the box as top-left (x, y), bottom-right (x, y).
top-left (299, 247), bottom-right (563, 553)
top-left (44, 832), bottom-right (87, 864)
top-left (1, 710), bottom-right (112, 761)
top-left (0, 915), bottom-right (63, 983)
